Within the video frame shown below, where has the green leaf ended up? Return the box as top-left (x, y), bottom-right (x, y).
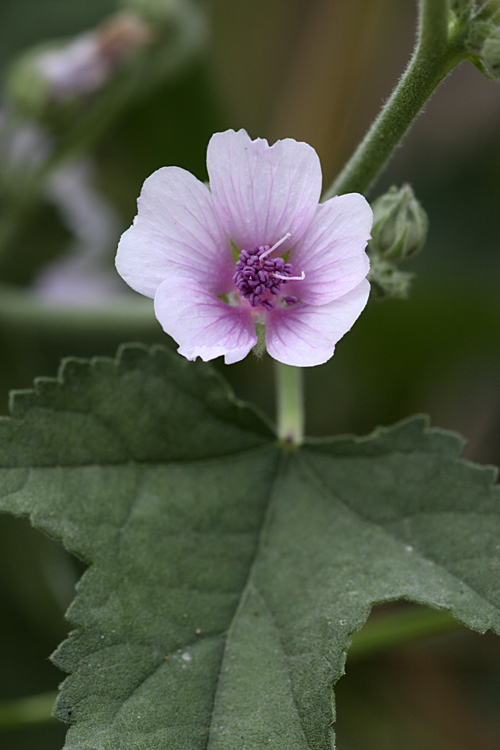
top-left (0, 344), bottom-right (499, 749)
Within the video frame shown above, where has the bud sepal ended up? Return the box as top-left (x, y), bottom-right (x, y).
top-left (369, 184), bottom-right (428, 263)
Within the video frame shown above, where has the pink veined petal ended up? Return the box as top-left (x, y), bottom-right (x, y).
top-left (286, 193), bottom-right (373, 306)
top-left (154, 277), bottom-right (257, 365)
top-left (265, 279), bottom-right (370, 367)
top-left (116, 167), bottom-right (233, 299)
top-left (207, 129), bottom-right (322, 253)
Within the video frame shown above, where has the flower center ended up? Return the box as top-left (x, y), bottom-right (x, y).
top-left (232, 233), bottom-right (304, 311)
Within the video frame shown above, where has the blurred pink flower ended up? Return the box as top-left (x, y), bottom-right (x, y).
top-left (36, 13), bottom-right (152, 99)
top-left (116, 129), bottom-right (372, 366)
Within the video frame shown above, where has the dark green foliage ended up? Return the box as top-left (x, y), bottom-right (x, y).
top-left (0, 345), bottom-right (499, 749)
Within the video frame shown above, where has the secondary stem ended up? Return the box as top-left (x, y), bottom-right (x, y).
top-left (323, 0), bottom-right (462, 198)
top-left (348, 606), bottom-right (463, 661)
top-left (0, 609), bottom-right (463, 731)
top-left (275, 363), bottom-right (304, 446)
top-left (0, 691), bottom-right (57, 730)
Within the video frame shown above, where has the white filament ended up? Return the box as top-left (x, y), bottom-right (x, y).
top-left (272, 270), bottom-right (305, 282)
top-left (259, 232), bottom-right (291, 261)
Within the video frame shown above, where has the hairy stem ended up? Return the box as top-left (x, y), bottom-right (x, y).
top-left (324, 0), bottom-right (465, 198)
top-left (275, 363), bottom-right (304, 446)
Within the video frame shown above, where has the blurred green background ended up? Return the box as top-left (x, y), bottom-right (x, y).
top-left (0, 0), bottom-right (499, 748)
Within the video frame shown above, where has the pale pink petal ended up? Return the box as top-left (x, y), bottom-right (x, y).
top-left (285, 194), bottom-right (372, 306)
top-left (207, 129), bottom-right (322, 253)
top-left (116, 167), bottom-right (233, 299)
top-left (154, 277), bottom-right (257, 364)
top-left (265, 280), bottom-right (370, 367)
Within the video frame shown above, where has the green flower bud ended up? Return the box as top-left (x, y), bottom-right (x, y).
top-left (5, 44), bottom-right (55, 121)
top-left (451, 0), bottom-right (500, 79)
top-left (367, 257), bottom-right (414, 300)
top-left (121, 0), bottom-right (191, 27)
top-left (481, 26), bottom-right (500, 78)
top-left (5, 12), bottom-right (154, 124)
top-left (369, 184), bottom-right (428, 262)
top-left (450, 0), bottom-right (474, 11)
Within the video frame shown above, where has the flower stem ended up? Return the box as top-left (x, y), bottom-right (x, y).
top-left (323, 0), bottom-right (465, 199)
top-left (348, 606), bottom-right (462, 662)
top-left (275, 363), bottom-right (304, 446)
top-left (0, 691), bottom-right (57, 730)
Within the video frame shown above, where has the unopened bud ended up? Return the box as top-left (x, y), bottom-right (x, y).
top-left (481, 27), bottom-right (500, 78)
top-left (6, 11), bottom-right (152, 118)
top-left (121, 0), bottom-right (186, 26)
top-left (38, 13), bottom-right (151, 99)
top-left (370, 184), bottom-right (428, 262)
top-left (454, 0), bottom-right (500, 80)
top-left (367, 257), bottom-right (413, 300)
top-left (5, 44), bottom-right (53, 120)
top-left (450, 0), bottom-right (475, 11)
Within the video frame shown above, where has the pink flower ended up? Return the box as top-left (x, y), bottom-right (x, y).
top-left (115, 129), bottom-right (372, 367)
top-left (35, 14), bottom-right (152, 100)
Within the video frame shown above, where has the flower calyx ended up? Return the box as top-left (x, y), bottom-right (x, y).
top-left (367, 184), bottom-right (427, 300)
top-left (448, 1), bottom-right (500, 79)
top-left (369, 185), bottom-right (428, 262)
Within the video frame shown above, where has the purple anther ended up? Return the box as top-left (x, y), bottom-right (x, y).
top-left (233, 241), bottom-right (303, 312)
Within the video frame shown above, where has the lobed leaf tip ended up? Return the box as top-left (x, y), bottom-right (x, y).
top-left (58, 357), bottom-right (93, 384)
top-left (116, 341), bottom-right (155, 368)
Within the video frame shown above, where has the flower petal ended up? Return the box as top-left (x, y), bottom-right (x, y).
top-left (207, 129), bottom-right (322, 252)
top-left (265, 279), bottom-right (370, 367)
top-left (154, 277), bottom-right (257, 365)
top-left (287, 194), bottom-right (372, 306)
top-left (116, 167), bottom-right (233, 299)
